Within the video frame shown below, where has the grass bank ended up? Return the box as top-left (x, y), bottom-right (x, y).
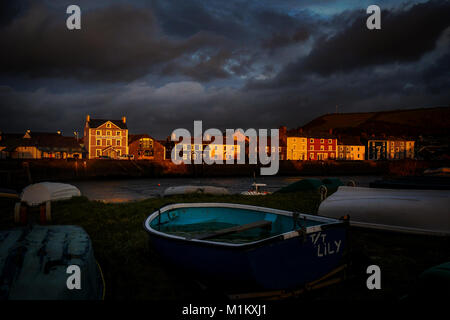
top-left (0, 193), bottom-right (448, 301)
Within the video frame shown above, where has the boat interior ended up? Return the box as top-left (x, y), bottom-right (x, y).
top-left (149, 206), bottom-right (328, 244)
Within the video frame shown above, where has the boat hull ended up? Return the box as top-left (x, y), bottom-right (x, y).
top-left (145, 203), bottom-right (347, 291)
top-left (318, 186), bottom-right (450, 236)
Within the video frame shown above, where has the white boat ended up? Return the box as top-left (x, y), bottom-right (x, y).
top-left (241, 183), bottom-right (271, 196)
top-left (163, 185), bottom-right (230, 197)
top-left (318, 186), bottom-right (450, 236)
top-left (20, 182), bottom-right (81, 206)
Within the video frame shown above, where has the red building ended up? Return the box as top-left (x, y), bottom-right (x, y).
top-left (128, 134), bottom-right (165, 160)
top-left (307, 136), bottom-right (337, 160)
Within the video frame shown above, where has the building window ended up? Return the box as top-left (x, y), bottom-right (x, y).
top-left (320, 146), bottom-right (324, 151)
top-left (107, 123), bottom-right (111, 128)
top-left (320, 139), bottom-right (324, 143)
top-left (96, 130), bottom-right (101, 136)
top-left (96, 139), bottom-right (101, 146)
top-left (117, 140), bottom-right (121, 146)
top-left (340, 153), bottom-right (343, 158)
top-left (328, 139), bottom-right (332, 144)
top-left (96, 150), bottom-right (101, 157)
top-left (340, 146), bottom-right (343, 151)
top-left (116, 131), bottom-right (121, 136)
top-left (107, 140), bottom-right (111, 146)
top-left (310, 139), bottom-right (314, 143)
top-left (310, 146), bottom-right (314, 150)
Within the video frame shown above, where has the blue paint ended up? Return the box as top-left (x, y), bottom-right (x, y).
top-left (145, 204), bottom-right (347, 291)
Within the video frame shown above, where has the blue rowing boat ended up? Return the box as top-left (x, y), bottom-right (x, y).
top-left (144, 203), bottom-right (348, 291)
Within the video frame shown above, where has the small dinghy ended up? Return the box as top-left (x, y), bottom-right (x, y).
top-left (144, 203), bottom-right (348, 291)
top-left (21, 182), bottom-right (81, 206)
top-left (318, 186), bottom-right (450, 236)
top-left (163, 185), bottom-right (229, 197)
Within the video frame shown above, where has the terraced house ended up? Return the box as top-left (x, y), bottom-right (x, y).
top-left (337, 137), bottom-right (365, 160)
top-left (387, 138), bottom-right (415, 160)
top-left (0, 130), bottom-right (85, 159)
top-left (367, 137), bottom-right (415, 160)
top-left (307, 136), bottom-right (337, 160)
top-left (286, 136), bottom-right (308, 160)
top-left (83, 115), bottom-right (128, 159)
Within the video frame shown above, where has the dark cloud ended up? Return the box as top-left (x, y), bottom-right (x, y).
top-left (0, 0), bottom-right (29, 26)
top-left (268, 0), bottom-right (450, 86)
top-left (0, 0), bottom-right (449, 137)
top-left (0, 3), bottom-right (226, 82)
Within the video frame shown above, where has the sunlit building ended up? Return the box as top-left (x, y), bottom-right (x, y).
top-left (83, 115), bottom-right (128, 159)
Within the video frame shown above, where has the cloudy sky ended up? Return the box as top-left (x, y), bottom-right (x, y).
top-left (1, 0), bottom-right (449, 138)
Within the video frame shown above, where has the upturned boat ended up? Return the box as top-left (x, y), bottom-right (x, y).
top-left (144, 203), bottom-right (348, 291)
top-left (318, 186), bottom-right (450, 236)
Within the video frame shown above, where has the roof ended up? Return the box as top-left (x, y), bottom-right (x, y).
top-left (129, 134), bottom-right (151, 144)
top-left (338, 136), bottom-right (364, 146)
top-left (0, 131), bottom-right (85, 153)
top-left (87, 118), bottom-right (127, 129)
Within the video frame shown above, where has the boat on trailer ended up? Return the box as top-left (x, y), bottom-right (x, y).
top-left (240, 183), bottom-right (271, 195)
top-left (144, 203), bottom-right (348, 292)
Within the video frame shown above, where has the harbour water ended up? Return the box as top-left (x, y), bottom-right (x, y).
top-left (71, 175), bottom-right (380, 202)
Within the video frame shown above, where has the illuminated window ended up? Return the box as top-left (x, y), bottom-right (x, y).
top-left (96, 130), bottom-right (101, 136)
top-left (107, 123), bottom-right (111, 128)
top-left (107, 131), bottom-right (111, 136)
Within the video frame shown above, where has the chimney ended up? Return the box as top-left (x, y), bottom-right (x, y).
top-left (122, 116), bottom-right (126, 124)
top-left (86, 114), bottom-right (90, 122)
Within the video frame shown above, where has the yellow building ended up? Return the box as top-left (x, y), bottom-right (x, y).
top-left (175, 138), bottom-right (242, 162)
top-left (338, 144), bottom-right (365, 160)
top-left (286, 136), bottom-right (308, 160)
top-left (337, 137), bottom-right (365, 160)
